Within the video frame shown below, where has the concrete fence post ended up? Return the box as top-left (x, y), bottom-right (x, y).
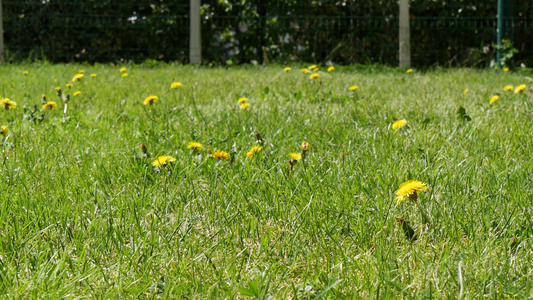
top-left (399, 0), bottom-right (411, 68)
top-left (190, 0), bottom-right (201, 64)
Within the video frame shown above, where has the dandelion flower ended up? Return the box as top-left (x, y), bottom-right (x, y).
top-left (327, 66), bottom-right (335, 72)
top-left (246, 145), bottom-right (263, 158)
top-left (122, 73), bottom-right (128, 78)
top-left (240, 103), bottom-right (250, 110)
top-left (489, 95), bottom-right (500, 104)
top-left (171, 82), bottom-right (183, 89)
top-left (406, 69), bottom-right (413, 74)
top-left (1, 98), bottom-right (17, 110)
top-left (73, 91), bottom-right (82, 96)
top-left (212, 150), bottom-right (230, 160)
top-left (503, 67), bottom-right (509, 72)
top-left (310, 73), bottom-right (320, 80)
top-left (463, 89), bottom-right (469, 95)
top-left (515, 84), bottom-right (526, 94)
top-left (91, 73), bottom-right (97, 78)
top-left (395, 180), bottom-right (429, 205)
top-left (392, 119), bottom-right (408, 130)
top-left (301, 141), bottom-right (310, 151)
top-left (503, 85), bottom-right (514, 92)
top-left (300, 68), bottom-right (311, 74)
top-left (308, 64), bottom-right (317, 70)
top-left (349, 86), bottom-right (359, 91)
top-left (66, 83), bottom-right (73, 88)
top-left (72, 74), bottom-right (84, 82)
top-left (187, 141), bottom-right (204, 152)
top-left (238, 97), bottom-right (248, 103)
top-left (1, 125), bottom-right (7, 136)
top-left (42, 101), bottom-right (57, 111)
top-left (289, 153), bottom-right (302, 161)
top-left (22, 71), bottom-right (29, 75)
top-left (284, 67), bottom-right (291, 72)
top-left (120, 67), bottom-right (127, 73)
top-left (143, 95), bottom-right (158, 106)
top-left (152, 155), bottom-right (176, 167)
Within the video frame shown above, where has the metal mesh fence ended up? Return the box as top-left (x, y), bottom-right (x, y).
top-left (3, 1), bottom-right (533, 67)
top-left (3, 1), bottom-right (190, 62)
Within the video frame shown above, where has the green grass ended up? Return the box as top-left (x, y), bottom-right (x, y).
top-left (0, 63), bottom-right (532, 298)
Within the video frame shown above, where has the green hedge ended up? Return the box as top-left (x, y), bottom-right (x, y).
top-left (3, 0), bottom-right (533, 67)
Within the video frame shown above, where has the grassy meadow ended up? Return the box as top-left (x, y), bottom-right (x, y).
top-left (0, 63), bottom-right (532, 298)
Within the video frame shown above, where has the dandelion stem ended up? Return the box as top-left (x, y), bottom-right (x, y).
top-left (413, 200), bottom-right (432, 226)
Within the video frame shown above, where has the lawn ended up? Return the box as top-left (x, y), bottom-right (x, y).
top-left (0, 63), bottom-right (532, 298)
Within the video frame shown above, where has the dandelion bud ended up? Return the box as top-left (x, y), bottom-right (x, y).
top-left (301, 141), bottom-right (310, 152)
top-left (1, 126), bottom-right (8, 136)
top-left (141, 143), bottom-right (148, 154)
top-left (42, 94), bottom-right (47, 104)
top-left (255, 131), bottom-right (264, 144)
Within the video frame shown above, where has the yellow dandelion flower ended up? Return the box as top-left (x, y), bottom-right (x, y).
top-left (395, 180), bottom-right (429, 205)
top-left (238, 97), bottom-right (248, 103)
top-left (171, 82), bottom-right (183, 89)
top-left (22, 71), bottom-right (29, 75)
top-left (212, 150), bottom-right (230, 160)
top-left (91, 73), bottom-right (97, 78)
top-left (310, 73), bottom-right (320, 80)
top-left (78, 70), bottom-right (84, 74)
top-left (392, 119), bottom-right (408, 130)
top-left (120, 67), bottom-right (127, 73)
top-left (42, 101), bottom-right (57, 111)
top-left (284, 67), bottom-right (291, 72)
top-left (300, 68), bottom-right (311, 74)
top-left (406, 69), bottom-right (413, 74)
top-left (349, 86), bottom-right (359, 91)
top-left (143, 95), bottom-right (158, 106)
top-left (289, 152), bottom-right (302, 161)
top-left (240, 102), bottom-right (250, 110)
top-left (187, 141), bottom-right (204, 151)
top-left (1, 125), bottom-right (8, 136)
top-left (122, 73), bottom-right (128, 78)
top-left (66, 83), bottom-right (73, 88)
top-left (246, 145), bottom-right (263, 158)
top-left (503, 85), bottom-right (514, 92)
top-left (152, 155), bottom-right (176, 167)
top-left (463, 89), bottom-right (469, 95)
top-left (308, 64), bottom-right (317, 70)
top-left (1, 98), bottom-right (17, 110)
top-left (503, 67), bottom-right (509, 72)
top-left (489, 95), bottom-right (500, 104)
top-left (327, 66), bottom-right (335, 72)
top-left (72, 74), bottom-right (84, 82)
top-left (301, 141), bottom-right (310, 151)
top-left (73, 91), bottom-right (82, 96)
top-left (515, 84), bottom-right (526, 94)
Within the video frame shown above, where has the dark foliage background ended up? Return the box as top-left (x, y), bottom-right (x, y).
top-left (3, 0), bottom-right (532, 67)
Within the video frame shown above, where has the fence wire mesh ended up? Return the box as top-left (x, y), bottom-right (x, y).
top-left (3, 1), bottom-right (533, 67)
